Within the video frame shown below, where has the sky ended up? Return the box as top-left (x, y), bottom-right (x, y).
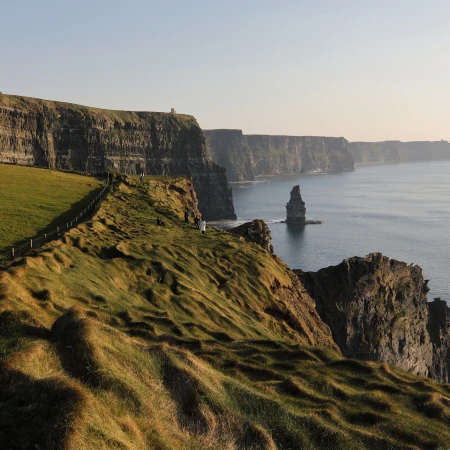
top-left (1, 0), bottom-right (450, 141)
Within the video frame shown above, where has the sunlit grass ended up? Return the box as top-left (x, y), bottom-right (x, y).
top-left (0, 164), bottom-right (102, 251)
top-left (1, 173), bottom-right (450, 449)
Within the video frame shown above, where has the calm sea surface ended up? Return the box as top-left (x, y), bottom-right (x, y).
top-left (213, 161), bottom-right (450, 302)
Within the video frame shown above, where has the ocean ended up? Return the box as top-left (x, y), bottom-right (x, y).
top-left (213, 160), bottom-right (450, 302)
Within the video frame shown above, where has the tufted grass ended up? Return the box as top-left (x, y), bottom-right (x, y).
top-left (1, 172), bottom-right (450, 449)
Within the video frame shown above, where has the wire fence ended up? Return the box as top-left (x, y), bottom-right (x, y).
top-left (0, 178), bottom-right (110, 264)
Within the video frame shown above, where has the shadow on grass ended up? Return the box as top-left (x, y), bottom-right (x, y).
top-left (0, 366), bottom-right (87, 450)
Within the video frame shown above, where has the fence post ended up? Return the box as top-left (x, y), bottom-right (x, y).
top-left (30, 239), bottom-right (33, 248)
top-left (11, 248), bottom-right (14, 259)
top-left (67, 223), bottom-right (69, 229)
top-left (44, 233), bottom-right (47, 241)
top-left (57, 226), bottom-right (59, 235)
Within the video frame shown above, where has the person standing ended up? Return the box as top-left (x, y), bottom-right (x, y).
top-left (184, 208), bottom-right (189, 224)
top-left (199, 218), bottom-right (206, 234)
top-left (194, 216), bottom-right (200, 229)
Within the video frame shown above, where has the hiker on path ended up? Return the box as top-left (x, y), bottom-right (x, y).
top-left (194, 216), bottom-right (200, 229)
top-left (200, 218), bottom-right (206, 234)
top-left (184, 208), bottom-right (190, 224)
top-left (140, 172), bottom-right (145, 182)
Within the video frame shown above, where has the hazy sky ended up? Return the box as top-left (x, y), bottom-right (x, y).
top-left (2, 0), bottom-right (449, 141)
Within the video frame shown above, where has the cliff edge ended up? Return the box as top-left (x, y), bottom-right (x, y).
top-left (296, 253), bottom-right (450, 383)
top-left (205, 129), bottom-right (354, 181)
top-left (350, 140), bottom-right (450, 164)
top-left (0, 93), bottom-right (236, 219)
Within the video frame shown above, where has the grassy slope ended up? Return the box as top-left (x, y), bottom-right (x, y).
top-left (1, 174), bottom-right (450, 450)
top-left (0, 164), bottom-right (103, 251)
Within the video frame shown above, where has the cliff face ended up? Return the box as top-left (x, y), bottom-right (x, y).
top-left (428, 298), bottom-right (450, 383)
top-left (350, 140), bottom-right (450, 164)
top-left (296, 253), bottom-right (450, 383)
top-left (0, 93), bottom-right (236, 220)
top-left (204, 129), bottom-right (355, 181)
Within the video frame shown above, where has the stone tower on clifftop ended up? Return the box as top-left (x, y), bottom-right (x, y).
top-left (286, 185), bottom-right (306, 224)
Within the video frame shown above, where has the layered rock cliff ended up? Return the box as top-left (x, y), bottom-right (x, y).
top-left (428, 298), bottom-right (450, 383)
top-left (349, 140), bottom-right (450, 164)
top-left (0, 93), bottom-right (236, 220)
top-left (296, 253), bottom-right (450, 383)
top-left (204, 129), bottom-right (355, 181)
top-left (296, 253), bottom-right (433, 378)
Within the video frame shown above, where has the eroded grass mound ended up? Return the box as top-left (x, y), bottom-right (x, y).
top-left (1, 174), bottom-right (450, 449)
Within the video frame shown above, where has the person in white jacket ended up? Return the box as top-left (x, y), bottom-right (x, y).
top-left (199, 219), bottom-right (206, 234)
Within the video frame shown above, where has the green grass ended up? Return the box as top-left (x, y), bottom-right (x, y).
top-left (0, 164), bottom-right (103, 251)
top-left (1, 173), bottom-right (450, 449)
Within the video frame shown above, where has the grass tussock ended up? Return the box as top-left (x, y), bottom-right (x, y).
top-left (0, 169), bottom-right (450, 448)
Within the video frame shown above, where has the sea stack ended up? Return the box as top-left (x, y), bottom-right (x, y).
top-left (286, 185), bottom-right (306, 224)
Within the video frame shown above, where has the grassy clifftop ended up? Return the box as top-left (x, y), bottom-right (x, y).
top-left (1, 172), bottom-right (450, 449)
top-left (0, 93), bottom-right (197, 126)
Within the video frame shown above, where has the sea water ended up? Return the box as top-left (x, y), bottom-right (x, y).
top-left (213, 160), bottom-right (450, 302)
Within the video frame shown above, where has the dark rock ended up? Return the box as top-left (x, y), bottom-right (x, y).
top-left (228, 220), bottom-right (273, 253)
top-left (285, 185), bottom-right (306, 224)
top-left (0, 94), bottom-right (236, 220)
top-left (428, 298), bottom-right (450, 383)
top-left (295, 253), bottom-right (433, 378)
top-left (204, 130), bottom-right (355, 182)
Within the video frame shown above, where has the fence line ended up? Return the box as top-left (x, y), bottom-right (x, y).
top-left (0, 179), bottom-right (110, 264)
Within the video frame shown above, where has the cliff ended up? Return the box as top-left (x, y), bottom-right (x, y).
top-left (428, 298), bottom-right (450, 383)
top-left (0, 93), bottom-right (236, 219)
top-left (204, 129), bottom-right (355, 181)
top-left (349, 140), bottom-right (450, 164)
top-left (296, 253), bottom-right (450, 383)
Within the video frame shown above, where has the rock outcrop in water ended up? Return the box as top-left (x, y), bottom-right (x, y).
top-left (204, 129), bottom-right (355, 181)
top-left (227, 219), bottom-right (274, 253)
top-left (349, 141), bottom-right (450, 164)
top-left (286, 185), bottom-right (306, 224)
top-left (0, 93), bottom-right (236, 220)
top-left (295, 253), bottom-right (450, 383)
